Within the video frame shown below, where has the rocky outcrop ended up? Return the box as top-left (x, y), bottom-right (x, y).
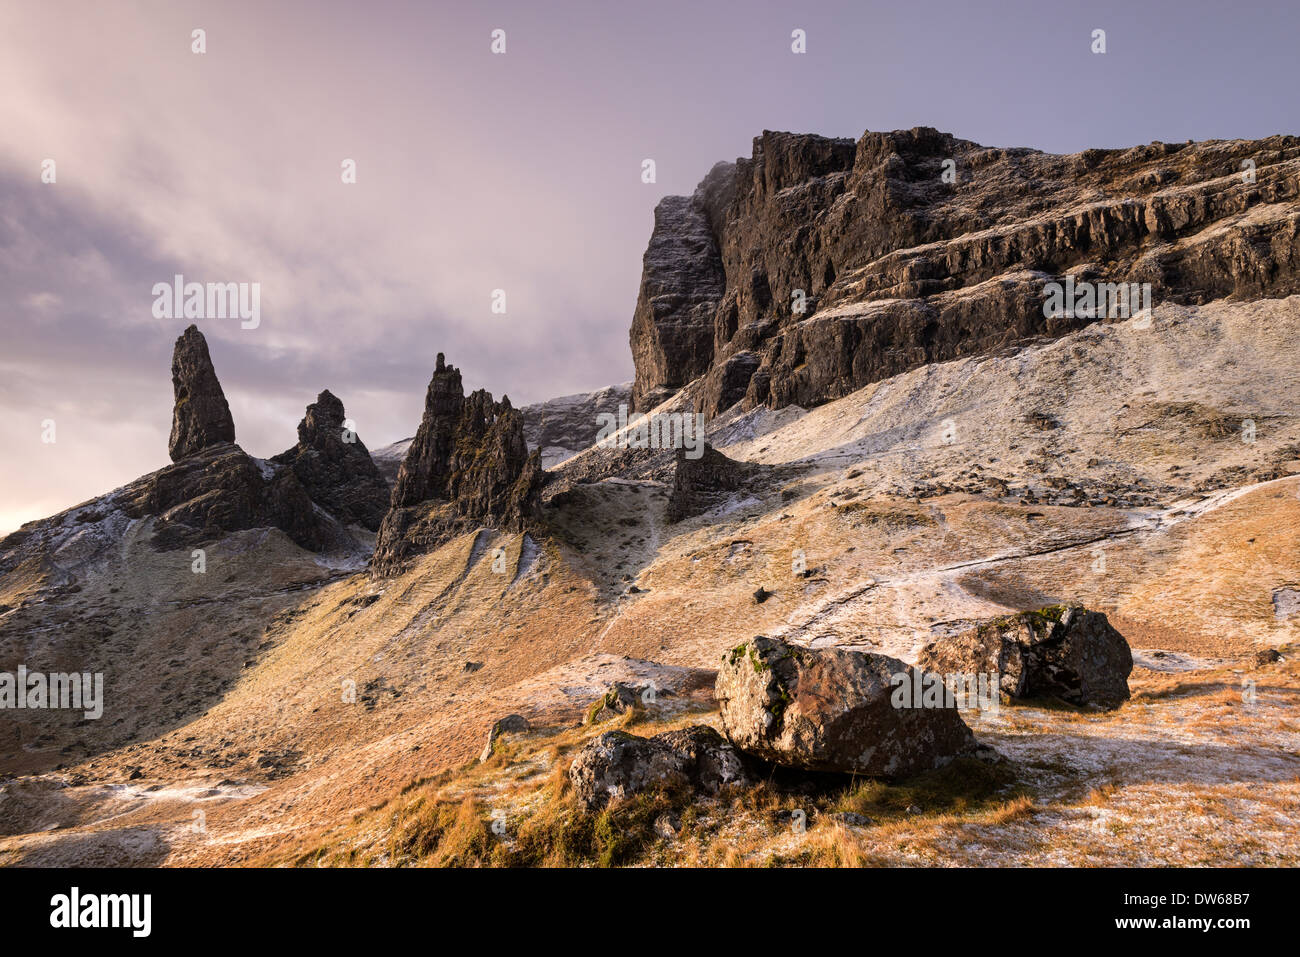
top-left (665, 442), bottom-right (761, 522)
top-left (272, 390), bottom-right (390, 531)
top-left (168, 324), bottom-right (236, 461)
top-left (124, 326), bottom-right (354, 552)
top-left (479, 713), bottom-right (530, 762)
top-left (372, 354), bottom-right (543, 575)
top-left (631, 128), bottom-right (1300, 416)
top-left (123, 442), bottom-right (349, 552)
top-left (629, 163), bottom-right (734, 411)
top-left (370, 381), bottom-right (634, 483)
top-left (916, 605), bottom-right (1133, 709)
top-left (716, 636), bottom-right (975, 777)
top-left (568, 725), bottom-right (750, 811)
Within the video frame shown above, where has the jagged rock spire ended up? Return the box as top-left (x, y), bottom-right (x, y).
top-left (390, 354), bottom-right (465, 507)
top-left (372, 352), bottom-right (542, 576)
top-left (168, 324), bottom-right (235, 462)
top-left (271, 390), bottom-right (391, 531)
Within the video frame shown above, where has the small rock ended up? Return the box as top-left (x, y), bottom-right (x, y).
top-left (654, 813), bottom-right (681, 839)
top-left (826, 811), bottom-right (873, 828)
top-left (479, 714), bottom-right (531, 762)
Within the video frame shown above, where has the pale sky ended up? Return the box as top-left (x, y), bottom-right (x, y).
top-left (2, 0), bottom-right (1297, 534)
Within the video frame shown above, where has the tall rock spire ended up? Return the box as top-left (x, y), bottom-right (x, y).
top-left (390, 353), bottom-right (464, 507)
top-left (372, 352), bottom-right (543, 576)
top-left (168, 324), bottom-right (236, 462)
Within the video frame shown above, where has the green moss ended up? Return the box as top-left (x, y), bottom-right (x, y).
top-left (1027, 604), bottom-right (1069, 625)
top-left (586, 691), bottom-right (617, 725)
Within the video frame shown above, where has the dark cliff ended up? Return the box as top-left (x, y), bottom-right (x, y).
top-left (630, 128), bottom-right (1300, 416)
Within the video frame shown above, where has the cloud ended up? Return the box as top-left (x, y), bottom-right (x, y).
top-left (1, 0), bottom-right (1296, 533)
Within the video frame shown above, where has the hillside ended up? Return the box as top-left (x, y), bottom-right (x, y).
top-left (2, 129), bottom-right (1298, 868)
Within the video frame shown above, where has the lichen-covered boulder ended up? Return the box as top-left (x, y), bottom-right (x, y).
top-left (568, 725), bottom-right (749, 811)
top-left (916, 605), bottom-right (1132, 709)
top-left (716, 636), bottom-right (975, 777)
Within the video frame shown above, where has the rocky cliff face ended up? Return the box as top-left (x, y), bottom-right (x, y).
top-left (522, 382), bottom-right (632, 468)
top-left (272, 390), bottom-right (390, 531)
top-left (630, 128), bottom-right (1300, 416)
top-left (372, 354), bottom-right (543, 575)
top-left (168, 324), bottom-right (236, 461)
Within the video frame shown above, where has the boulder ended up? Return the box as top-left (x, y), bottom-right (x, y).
top-left (1255, 648), bottom-right (1284, 667)
top-left (568, 725), bottom-right (749, 811)
top-left (652, 725), bottom-right (750, 796)
top-left (716, 635), bottom-right (975, 777)
top-left (585, 682), bottom-right (644, 724)
top-left (916, 605), bottom-right (1133, 709)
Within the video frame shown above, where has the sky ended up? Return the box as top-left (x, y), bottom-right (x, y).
top-left (1, 0), bottom-right (1298, 535)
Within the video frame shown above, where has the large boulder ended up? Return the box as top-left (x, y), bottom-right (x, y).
top-left (168, 324), bottom-right (236, 461)
top-left (569, 725), bottom-right (749, 811)
top-left (916, 605), bottom-right (1132, 709)
top-left (716, 636), bottom-right (975, 777)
